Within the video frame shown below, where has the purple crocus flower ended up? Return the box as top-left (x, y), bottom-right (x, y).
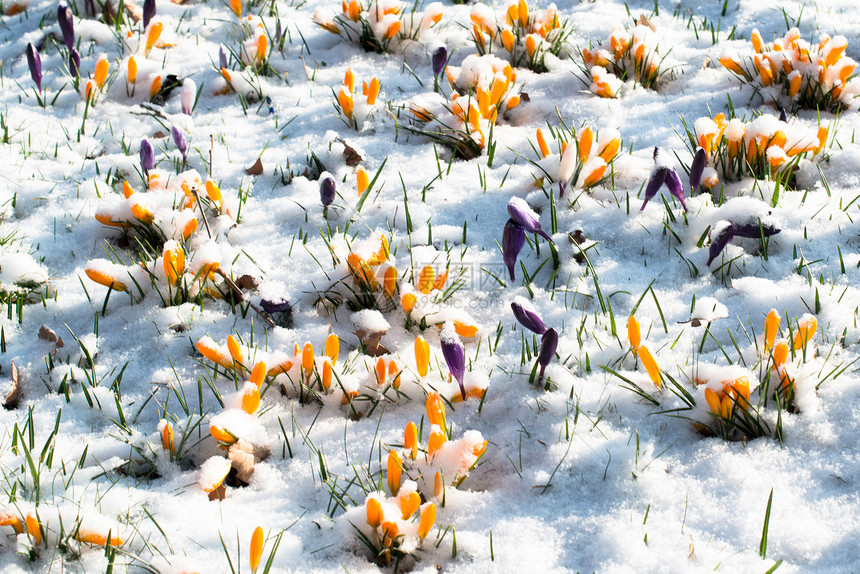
top-left (537, 328), bottom-right (558, 385)
top-left (143, 0), bottom-right (156, 30)
top-left (140, 139), bottom-right (155, 174)
top-left (320, 176), bottom-right (336, 216)
top-left (441, 322), bottom-right (466, 400)
top-left (507, 197), bottom-right (553, 243)
top-left (26, 43), bottom-right (42, 92)
top-left (689, 147), bottom-right (706, 191)
top-left (57, 4), bottom-right (74, 51)
top-left (69, 49), bottom-right (81, 78)
top-left (663, 168), bottom-right (687, 212)
top-left (511, 299), bottom-right (548, 335)
top-left (706, 221), bottom-right (734, 266)
top-left (180, 79), bottom-right (195, 115)
top-left (432, 46), bottom-right (448, 77)
top-left (502, 219), bottom-right (526, 281)
top-left (260, 298), bottom-right (291, 314)
top-left (732, 218), bottom-right (781, 239)
top-left (640, 166), bottom-right (667, 211)
top-left (219, 46), bottom-right (228, 70)
top-left (171, 125), bottom-right (187, 160)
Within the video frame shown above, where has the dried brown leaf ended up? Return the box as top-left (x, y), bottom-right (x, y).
top-left (4, 362), bottom-right (20, 409)
top-left (637, 14), bottom-right (656, 32)
top-left (228, 439), bottom-right (270, 483)
top-left (339, 139), bottom-right (363, 167)
top-left (245, 158), bottom-right (264, 176)
top-left (236, 275), bottom-right (259, 290)
top-left (39, 325), bottom-right (57, 343)
top-left (207, 483), bottom-right (226, 501)
top-left (355, 329), bottom-right (390, 357)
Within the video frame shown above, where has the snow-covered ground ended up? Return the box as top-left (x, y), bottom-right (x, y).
top-left (1, 0), bottom-right (860, 571)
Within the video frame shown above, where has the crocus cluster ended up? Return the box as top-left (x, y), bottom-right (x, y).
top-left (314, 0), bottom-right (442, 54)
top-left (335, 67), bottom-right (382, 128)
top-left (690, 112), bottom-right (828, 185)
top-left (0, 506), bottom-right (123, 550)
top-left (530, 122), bottom-right (621, 196)
top-left (409, 54), bottom-right (520, 158)
top-left (197, 333), bottom-right (357, 404)
top-left (581, 25), bottom-right (668, 97)
top-left (469, 0), bottom-right (571, 72)
top-left (87, 168), bottom-right (237, 308)
top-left (511, 298), bottom-right (558, 386)
top-left (762, 310), bottom-right (818, 408)
top-left (719, 27), bottom-right (860, 113)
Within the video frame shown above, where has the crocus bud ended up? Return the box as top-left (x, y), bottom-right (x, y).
top-left (69, 49), bottom-right (81, 78)
top-left (181, 78), bottom-right (196, 115)
top-left (689, 147), bottom-right (706, 191)
top-left (537, 328), bottom-right (558, 384)
top-left (320, 176), bottom-right (336, 216)
top-left (260, 298), bottom-right (290, 314)
top-left (26, 43), bottom-right (41, 92)
top-left (432, 46), bottom-right (447, 76)
top-left (511, 298), bottom-right (547, 335)
top-left (172, 125), bottom-right (188, 160)
top-left (140, 139), bottom-right (155, 174)
top-left (507, 197), bottom-right (553, 242)
top-left (249, 526), bottom-right (263, 574)
top-left (58, 4), bottom-right (75, 51)
top-left (219, 46), bottom-right (228, 70)
top-left (663, 168), bottom-right (687, 212)
top-left (502, 219), bottom-right (526, 281)
top-left (706, 221), bottom-right (734, 266)
top-left (143, 0), bottom-right (156, 29)
top-left (441, 322), bottom-right (466, 400)
top-left (640, 166), bottom-right (667, 212)
top-left (731, 219), bottom-right (781, 238)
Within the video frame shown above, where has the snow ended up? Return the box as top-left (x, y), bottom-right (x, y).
top-left (2, 0), bottom-right (860, 572)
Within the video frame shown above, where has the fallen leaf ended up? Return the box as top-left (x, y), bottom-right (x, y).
top-left (207, 483), bottom-right (226, 501)
top-left (152, 131), bottom-right (166, 139)
top-left (39, 325), bottom-right (60, 345)
top-left (637, 14), bottom-right (656, 31)
top-left (520, 92), bottom-right (530, 103)
top-left (122, 0), bottom-right (142, 22)
top-left (355, 329), bottom-right (390, 357)
top-left (228, 439), bottom-right (271, 484)
top-left (569, 230), bottom-right (587, 264)
top-left (339, 139), bottom-right (363, 166)
top-left (245, 158), bottom-right (264, 176)
top-left (236, 275), bottom-right (259, 290)
top-left (4, 362), bottom-right (20, 409)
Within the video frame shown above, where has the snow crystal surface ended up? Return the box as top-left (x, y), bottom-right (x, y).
top-left (1, 0), bottom-right (860, 573)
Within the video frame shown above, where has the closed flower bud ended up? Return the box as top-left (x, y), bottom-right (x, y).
top-left (249, 526), bottom-right (264, 574)
top-left (143, 0), bottom-right (156, 29)
top-left (537, 328), bottom-right (558, 384)
top-left (171, 125), bottom-right (188, 160)
top-left (511, 298), bottom-right (547, 335)
top-left (58, 4), bottom-right (75, 51)
top-left (507, 197), bottom-right (553, 242)
top-left (415, 336), bottom-right (430, 377)
top-left (440, 322), bottom-right (466, 400)
top-left (640, 166), bottom-right (668, 212)
top-left (140, 139), bottom-right (155, 173)
top-left (663, 167), bottom-right (687, 211)
top-left (689, 147), bottom-right (707, 191)
top-left (320, 176), bottom-right (336, 216)
top-left (706, 221), bottom-right (734, 266)
top-left (181, 78), bottom-right (196, 115)
top-left (432, 46), bottom-right (448, 76)
top-left (26, 43), bottom-right (42, 92)
top-left (69, 49), bottom-right (81, 78)
top-left (502, 219), bottom-right (526, 281)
